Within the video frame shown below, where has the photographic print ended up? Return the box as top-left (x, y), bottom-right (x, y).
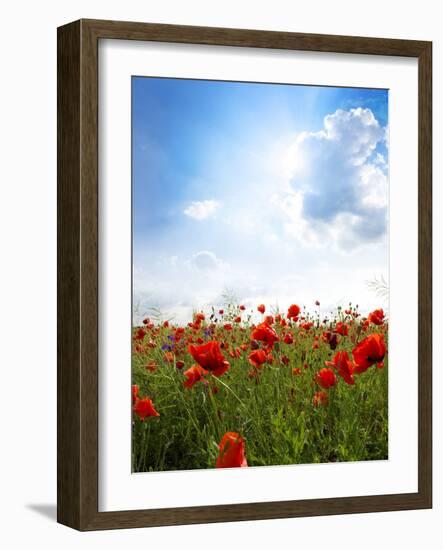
top-left (131, 77), bottom-right (389, 472)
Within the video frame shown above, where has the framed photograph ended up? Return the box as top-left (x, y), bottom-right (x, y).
top-left (57, 19), bottom-right (432, 530)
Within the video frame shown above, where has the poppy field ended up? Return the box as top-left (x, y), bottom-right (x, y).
top-left (132, 302), bottom-right (388, 471)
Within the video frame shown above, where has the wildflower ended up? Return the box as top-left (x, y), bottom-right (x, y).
top-left (283, 333), bottom-right (294, 345)
top-left (133, 397), bottom-right (160, 419)
top-left (183, 365), bottom-right (208, 388)
top-left (335, 322), bottom-right (349, 336)
top-left (250, 339), bottom-right (259, 350)
top-left (313, 390), bottom-right (328, 407)
top-left (188, 341), bottom-right (230, 377)
top-left (194, 312), bottom-right (205, 323)
top-left (135, 327), bottom-right (146, 341)
top-left (287, 304), bottom-right (301, 320)
top-left (352, 333), bottom-right (386, 373)
top-left (248, 349), bottom-right (268, 368)
top-left (251, 322), bottom-right (279, 349)
top-left (132, 384), bottom-right (139, 404)
top-left (316, 367), bottom-right (337, 389)
top-left (257, 304), bottom-right (266, 314)
top-left (323, 331), bottom-right (340, 350)
top-left (216, 432), bottom-right (248, 468)
top-left (368, 308), bottom-right (385, 326)
top-left (325, 351), bottom-right (355, 385)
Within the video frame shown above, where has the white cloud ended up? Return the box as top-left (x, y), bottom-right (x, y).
top-left (190, 250), bottom-right (222, 271)
top-left (183, 199), bottom-right (220, 220)
top-left (374, 152), bottom-right (387, 167)
top-left (273, 107), bottom-right (388, 250)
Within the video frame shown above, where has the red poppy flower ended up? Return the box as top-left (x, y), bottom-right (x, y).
top-left (223, 323), bottom-right (233, 331)
top-left (361, 319), bottom-right (370, 332)
top-left (315, 300), bottom-right (320, 306)
top-left (234, 316), bottom-right (241, 323)
top-left (287, 304), bottom-right (301, 320)
top-left (194, 312), bottom-right (205, 323)
top-left (132, 384), bottom-right (139, 404)
top-left (145, 362), bottom-right (157, 372)
top-left (323, 331), bottom-right (340, 350)
top-left (352, 333), bottom-right (387, 373)
top-left (188, 341), bottom-right (230, 377)
top-left (175, 360), bottom-right (185, 370)
top-left (264, 315), bottom-right (274, 325)
top-left (133, 397), bottom-right (160, 419)
top-left (335, 322), bottom-right (349, 336)
top-left (301, 321), bottom-right (314, 331)
top-left (325, 351), bottom-right (355, 385)
top-left (283, 333), bottom-right (294, 345)
top-left (216, 432), bottom-right (248, 468)
top-left (313, 390), bottom-right (328, 407)
top-left (239, 305), bottom-right (246, 311)
top-left (316, 367), bottom-right (337, 389)
top-left (257, 304), bottom-right (266, 314)
top-left (292, 367), bottom-right (301, 375)
top-left (183, 365), bottom-right (208, 388)
top-left (218, 309), bottom-right (224, 315)
top-left (174, 327), bottom-right (185, 341)
top-left (281, 355), bottom-right (290, 365)
top-left (134, 327), bottom-right (146, 341)
top-left (368, 308), bottom-right (385, 326)
top-left (251, 322), bottom-right (279, 349)
top-left (163, 320), bottom-right (169, 328)
top-left (248, 349), bottom-right (268, 368)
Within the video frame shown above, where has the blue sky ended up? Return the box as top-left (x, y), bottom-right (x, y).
top-left (132, 77), bottom-right (388, 323)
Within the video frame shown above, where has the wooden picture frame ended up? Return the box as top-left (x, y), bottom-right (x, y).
top-left (57, 18), bottom-right (432, 530)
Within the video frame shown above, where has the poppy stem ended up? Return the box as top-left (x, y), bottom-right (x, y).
top-left (215, 377), bottom-right (246, 408)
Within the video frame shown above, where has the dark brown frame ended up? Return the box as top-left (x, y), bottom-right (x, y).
top-left (57, 18), bottom-right (432, 531)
